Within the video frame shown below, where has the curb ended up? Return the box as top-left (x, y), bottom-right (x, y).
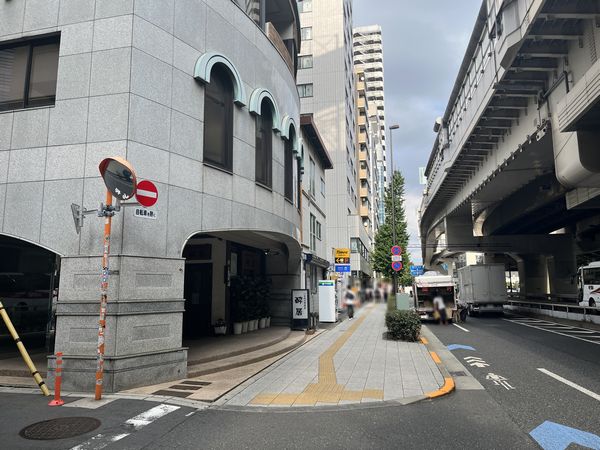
top-left (419, 333), bottom-right (456, 399)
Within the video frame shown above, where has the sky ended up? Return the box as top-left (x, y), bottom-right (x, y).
top-left (353, 0), bottom-right (482, 264)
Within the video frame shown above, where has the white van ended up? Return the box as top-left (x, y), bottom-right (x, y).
top-left (576, 262), bottom-right (600, 308)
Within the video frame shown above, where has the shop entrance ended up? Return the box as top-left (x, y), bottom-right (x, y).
top-left (183, 263), bottom-right (213, 338)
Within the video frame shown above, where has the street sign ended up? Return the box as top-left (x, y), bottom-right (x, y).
top-left (392, 261), bottom-right (403, 272)
top-left (391, 245), bottom-right (402, 255)
top-left (335, 257), bottom-right (350, 264)
top-left (391, 255), bottom-right (402, 262)
top-left (135, 180), bottom-right (158, 207)
top-left (335, 248), bottom-right (350, 258)
top-left (335, 264), bottom-right (351, 273)
top-left (98, 157), bottom-right (137, 201)
top-left (410, 265), bottom-right (425, 276)
top-left (134, 208), bottom-right (157, 220)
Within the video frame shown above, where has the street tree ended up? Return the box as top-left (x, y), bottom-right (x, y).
top-left (372, 170), bottom-right (413, 286)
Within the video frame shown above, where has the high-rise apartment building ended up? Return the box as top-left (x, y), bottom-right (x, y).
top-left (353, 25), bottom-right (388, 225)
top-left (297, 0), bottom-right (372, 282)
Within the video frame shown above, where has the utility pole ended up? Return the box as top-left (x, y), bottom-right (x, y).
top-left (389, 124), bottom-right (400, 294)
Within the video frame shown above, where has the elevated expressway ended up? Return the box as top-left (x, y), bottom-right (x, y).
top-left (420, 0), bottom-right (600, 296)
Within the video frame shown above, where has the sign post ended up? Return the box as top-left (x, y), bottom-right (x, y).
top-left (95, 157), bottom-right (137, 400)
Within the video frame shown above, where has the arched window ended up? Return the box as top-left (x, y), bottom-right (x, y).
top-left (284, 127), bottom-right (295, 202)
top-left (203, 65), bottom-right (234, 171)
top-left (255, 99), bottom-right (273, 187)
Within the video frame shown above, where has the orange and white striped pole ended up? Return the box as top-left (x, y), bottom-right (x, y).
top-left (95, 190), bottom-right (113, 400)
top-left (48, 352), bottom-right (64, 406)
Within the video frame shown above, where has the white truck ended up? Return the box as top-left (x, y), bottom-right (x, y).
top-left (457, 264), bottom-right (506, 315)
top-left (576, 262), bottom-right (600, 308)
top-left (412, 271), bottom-right (456, 320)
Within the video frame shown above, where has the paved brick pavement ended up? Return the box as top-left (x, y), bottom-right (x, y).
top-left (219, 303), bottom-right (444, 407)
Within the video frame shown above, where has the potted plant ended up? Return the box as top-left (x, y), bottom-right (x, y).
top-left (214, 319), bottom-right (227, 336)
top-left (258, 299), bottom-right (269, 329)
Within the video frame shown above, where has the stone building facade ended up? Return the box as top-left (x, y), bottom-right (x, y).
top-left (0, 0), bottom-right (303, 391)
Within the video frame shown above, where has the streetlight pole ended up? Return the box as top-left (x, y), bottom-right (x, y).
top-left (389, 124), bottom-right (400, 295)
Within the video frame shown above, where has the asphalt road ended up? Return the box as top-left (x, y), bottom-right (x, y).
top-left (428, 313), bottom-right (600, 444)
top-left (2, 313), bottom-right (599, 449)
top-left (0, 390), bottom-right (536, 450)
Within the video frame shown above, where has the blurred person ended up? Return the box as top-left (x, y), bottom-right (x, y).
top-left (345, 285), bottom-right (356, 320)
top-left (432, 290), bottom-right (448, 325)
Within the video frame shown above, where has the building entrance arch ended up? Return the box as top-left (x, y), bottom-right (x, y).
top-left (0, 234), bottom-right (60, 356)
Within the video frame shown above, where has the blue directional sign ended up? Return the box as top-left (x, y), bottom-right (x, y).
top-left (530, 421), bottom-right (600, 450)
top-left (410, 265), bottom-right (425, 276)
top-left (335, 264), bottom-right (351, 273)
top-left (447, 344), bottom-right (476, 351)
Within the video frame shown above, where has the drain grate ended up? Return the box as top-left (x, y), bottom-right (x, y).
top-left (449, 371), bottom-right (467, 377)
top-left (20, 417), bottom-right (101, 440)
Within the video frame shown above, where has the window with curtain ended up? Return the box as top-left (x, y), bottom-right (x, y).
top-left (284, 130), bottom-right (294, 202)
top-left (203, 65), bottom-right (234, 171)
top-left (255, 100), bottom-right (273, 187)
top-left (0, 35), bottom-right (60, 112)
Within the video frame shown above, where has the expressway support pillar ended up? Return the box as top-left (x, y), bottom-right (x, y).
top-left (518, 255), bottom-right (549, 296)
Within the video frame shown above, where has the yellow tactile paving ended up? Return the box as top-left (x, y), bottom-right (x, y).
top-left (250, 306), bottom-right (384, 406)
top-left (362, 389), bottom-right (384, 400)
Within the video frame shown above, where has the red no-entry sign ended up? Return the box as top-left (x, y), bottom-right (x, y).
top-left (135, 180), bottom-right (158, 208)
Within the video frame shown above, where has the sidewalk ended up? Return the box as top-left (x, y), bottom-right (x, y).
top-left (217, 303), bottom-right (444, 407)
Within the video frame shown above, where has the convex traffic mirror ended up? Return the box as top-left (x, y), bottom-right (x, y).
top-left (98, 157), bottom-right (137, 201)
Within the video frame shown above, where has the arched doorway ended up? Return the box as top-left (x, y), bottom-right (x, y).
top-left (180, 230), bottom-right (302, 340)
top-left (0, 235), bottom-right (60, 359)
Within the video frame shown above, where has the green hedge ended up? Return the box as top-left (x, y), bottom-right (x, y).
top-left (385, 310), bottom-right (421, 342)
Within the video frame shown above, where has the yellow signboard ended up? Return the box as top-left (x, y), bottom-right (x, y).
top-left (335, 248), bottom-right (350, 259)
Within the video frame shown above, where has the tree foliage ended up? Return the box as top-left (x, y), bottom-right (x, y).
top-left (372, 171), bottom-right (413, 286)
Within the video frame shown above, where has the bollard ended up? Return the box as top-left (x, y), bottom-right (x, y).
top-left (48, 352), bottom-right (64, 406)
top-left (0, 300), bottom-right (50, 396)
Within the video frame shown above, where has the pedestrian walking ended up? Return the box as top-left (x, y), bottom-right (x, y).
top-left (345, 286), bottom-right (356, 320)
top-left (432, 290), bottom-right (448, 325)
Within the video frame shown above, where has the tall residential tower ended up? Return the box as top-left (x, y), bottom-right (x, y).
top-left (353, 25), bottom-right (388, 225)
top-left (297, 0), bottom-right (372, 282)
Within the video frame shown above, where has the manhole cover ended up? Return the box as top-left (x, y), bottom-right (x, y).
top-left (20, 417), bottom-right (101, 440)
top-left (449, 371), bottom-right (467, 377)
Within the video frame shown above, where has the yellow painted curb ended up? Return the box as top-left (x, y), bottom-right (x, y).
top-left (421, 332), bottom-right (455, 400)
top-left (426, 377), bottom-right (455, 398)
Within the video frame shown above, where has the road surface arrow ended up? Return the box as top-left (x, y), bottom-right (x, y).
top-left (447, 344), bottom-right (475, 351)
top-left (530, 421), bottom-right (600, 450)
top-left (469, 362), bottom-right (490, 368)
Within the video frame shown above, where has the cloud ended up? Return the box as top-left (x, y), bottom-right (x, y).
top-left (353, 0), bottom-right (481, 225)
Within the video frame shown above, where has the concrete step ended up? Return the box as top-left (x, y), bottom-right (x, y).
top-left (186, 328), bottom-right (292, 366)
top-left (187, 331), bottom-right (306, 378)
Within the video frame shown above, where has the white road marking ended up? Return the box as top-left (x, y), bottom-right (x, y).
top-left (453, 323), bottom-right (470, 332)
top-left (63, 397), bottom-right (116, 409)
top-left (503, 319), bottom-right (600, 345)
top-left (185, 411), bottom-right (196, 417)
top-left (70, 404), bottom-right (180, 450)
top-left (71, 433), bottom-right (129, 450)
top-left (538, 368), bottom-right (600, 402)
top-left (125, 404), bottom-right (180, 430)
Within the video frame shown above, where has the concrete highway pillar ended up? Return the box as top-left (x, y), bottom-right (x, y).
top-left (546, 251), bottom-right (577, 296)
top-left (518, 255), bottom-right (549, 296)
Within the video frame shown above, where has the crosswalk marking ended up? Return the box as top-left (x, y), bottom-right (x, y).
top-left (504, 317), bottom-right (600, 345)
top-left (70, 404), bottom-right (180, 450)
